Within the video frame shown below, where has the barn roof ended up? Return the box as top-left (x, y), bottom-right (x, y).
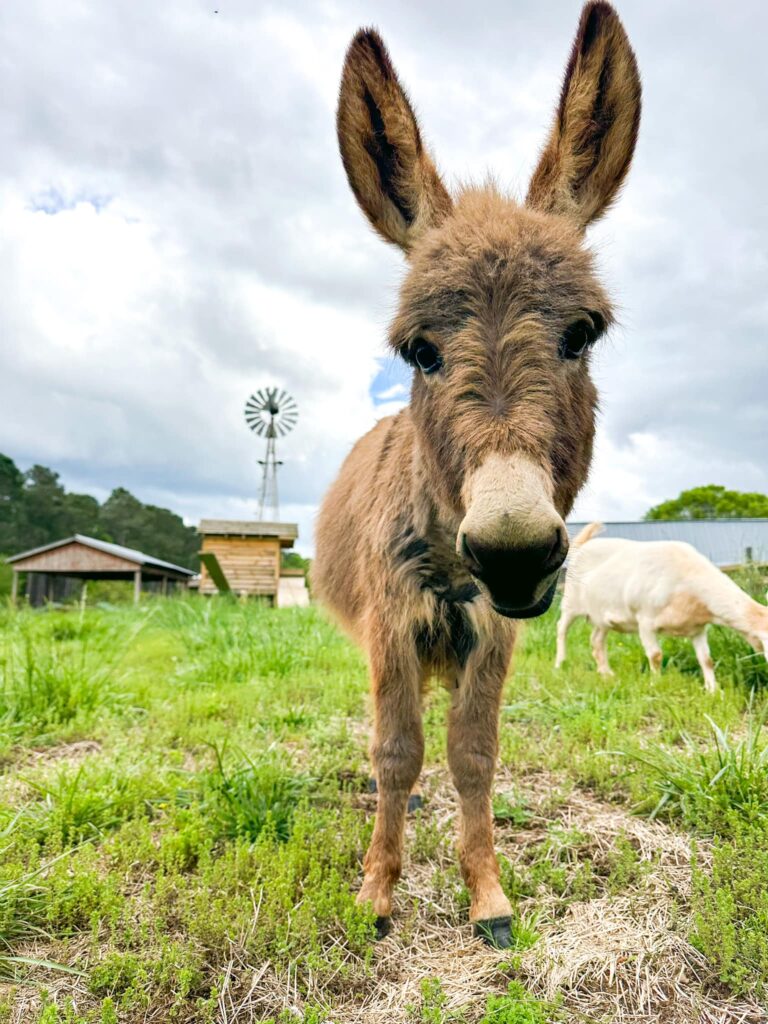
top-left (7, 534), bottom-right (195, 576)
top-left (566, 519), bottom-right (768, 568)
top-left (198, 519), bottom-right (298, 542)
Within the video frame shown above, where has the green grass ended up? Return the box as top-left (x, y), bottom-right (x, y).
top-left (1, 594), bottom-right (768, 1019)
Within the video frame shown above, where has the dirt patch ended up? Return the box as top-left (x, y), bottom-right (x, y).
top-left (345, 768), bottom-right (764, 1024)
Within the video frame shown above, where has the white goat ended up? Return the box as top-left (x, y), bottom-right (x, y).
top-left (556, 523), bottom-right (768, 692)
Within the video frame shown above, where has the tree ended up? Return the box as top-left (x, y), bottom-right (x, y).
top-left (21, 465), bottom-right (71, 548)
top-left (645, 485), bottom-right (768, 521)
top-left (0, 454), bottom-right (24, 553)
top-left (100, 488), bottom-right (198, 568)
top-left (64, 492), bottom-right (102, 538)
top-left (282, 550), bottom-right (311, 573)
top-left (99, 488), bottom-right (147, 548)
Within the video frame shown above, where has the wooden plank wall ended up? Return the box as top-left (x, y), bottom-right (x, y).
top-left (199, 536), bottom-right (280, 597)
top-left (11, 542), bottom-right (134, 574)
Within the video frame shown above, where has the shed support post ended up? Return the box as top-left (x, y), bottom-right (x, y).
top-left (10, 571), bottom-right (18, 605)
top-left (133, 569), bottom-right (142, 604)
top-left (162, 575), bottom-right (168, 597)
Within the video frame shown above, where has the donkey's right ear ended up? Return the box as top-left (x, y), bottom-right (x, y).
top-left (526, 2), bottom-right (641, 229)
top-left (337, 29), bottom-right (452, 252)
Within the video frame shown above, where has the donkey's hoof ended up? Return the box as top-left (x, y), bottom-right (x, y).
top-left (407, 793), bottom-right (424, 813)
top-left (473, 916), bottom-right (512, 949)
top-left (374, 915), bottom-right (391, 939)
top-left (368, 777), bottom-right (378, 794)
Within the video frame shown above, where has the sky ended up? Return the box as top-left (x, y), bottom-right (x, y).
top-left (1, 1), bottom-right (766, 555)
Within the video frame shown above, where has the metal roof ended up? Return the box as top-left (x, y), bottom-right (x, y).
top-left (7, 534), bottom-right (195, 576)
top-left (198, 519), bottom-right (298, 540)
top-left (566, 519), bottom-right (768, 568)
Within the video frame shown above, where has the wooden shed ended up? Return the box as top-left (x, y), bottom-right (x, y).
top-left (197, 520), bottom-right (298, 602)
top-left (7, 535), bottom-right (196, 605)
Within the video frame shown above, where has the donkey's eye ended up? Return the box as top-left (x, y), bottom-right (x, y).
top-left (558, 315), bottom-right (603, 361)
top-left (412, 339), bottom-right (443, 375)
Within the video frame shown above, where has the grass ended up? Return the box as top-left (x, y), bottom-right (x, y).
top-left (0, 593), bottom-right (767, 1021)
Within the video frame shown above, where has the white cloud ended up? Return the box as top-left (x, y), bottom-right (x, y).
top-left (1, 0), bottom-right (766, 558)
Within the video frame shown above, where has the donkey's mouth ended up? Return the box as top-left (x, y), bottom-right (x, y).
top-left (491, 578), bottom-right (558, 620)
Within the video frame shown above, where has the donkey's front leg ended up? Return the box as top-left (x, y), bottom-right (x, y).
top-left (358, 652), bottom-right (423, 932)
top-left (448, 659), bottom-right (512, 947)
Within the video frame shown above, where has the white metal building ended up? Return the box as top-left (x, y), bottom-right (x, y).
top-left (566, 519), bottom-right (768, 569)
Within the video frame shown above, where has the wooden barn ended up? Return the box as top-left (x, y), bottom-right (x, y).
top-left (197, 520), bottom-right (302, 604)
top-left (7, 535), bottom-right (196, 605)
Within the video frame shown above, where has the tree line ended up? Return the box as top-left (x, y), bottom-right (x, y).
top-left (0, 453), bottom-right (199, 570)
top-left (644, 485), bottom-right (768, 521)
top-left (2, 448), bottom-right (767, 578)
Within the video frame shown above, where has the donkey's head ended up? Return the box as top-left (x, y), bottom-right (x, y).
top-left (337, 2), bottom-right (641, 618)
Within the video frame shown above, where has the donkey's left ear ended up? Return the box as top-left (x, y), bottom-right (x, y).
top-left (337, 29), bottom-right (452, 251)
top-left (526, 2), bottom-right (641, 229)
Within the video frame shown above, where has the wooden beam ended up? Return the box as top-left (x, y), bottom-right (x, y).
top-left (133, 569), bottom-right (142, 604)
top-left (10, 571), bottom-right (18, 605)
top-left (198, 552), bottom-right (231, 594)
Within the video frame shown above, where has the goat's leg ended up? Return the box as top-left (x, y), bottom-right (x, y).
top-left (555, 607), bottom-right (575, 668)
top-left (590, 625), bottom-right (613, 675)
top-left (448, 653), bottom-right (512, 947)
top-left (638, 620), bottom-right (662, 674)
top-left (358, 652), bottom-right (423, 931)
top-left (691, 629), bottom-right (718, 694)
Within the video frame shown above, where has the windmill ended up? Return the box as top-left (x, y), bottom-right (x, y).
top-left (244, 388), bottom-right (298, 520)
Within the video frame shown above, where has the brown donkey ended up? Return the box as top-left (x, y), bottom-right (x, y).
top-left (314, 1), bottom-right (641, 947)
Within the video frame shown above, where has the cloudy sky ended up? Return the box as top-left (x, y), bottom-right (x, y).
top-left (1, 1), bottom-right (766, 554)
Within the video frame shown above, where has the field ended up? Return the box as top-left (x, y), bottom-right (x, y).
top-left (2, 593), bottom-right (768, 1024)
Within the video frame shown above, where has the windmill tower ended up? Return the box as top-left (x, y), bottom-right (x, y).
top-left (244, 388), bottom-right (298, 520)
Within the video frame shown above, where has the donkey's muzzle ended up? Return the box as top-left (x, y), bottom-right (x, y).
top-left (459, 527), bottom-right (568, 618)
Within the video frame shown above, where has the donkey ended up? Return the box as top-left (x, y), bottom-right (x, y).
top-left (314, 1), bottom-right (641, 947)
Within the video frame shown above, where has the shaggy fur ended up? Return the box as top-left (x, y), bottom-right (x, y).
top-left (314, 2), bottom-right (641, 940)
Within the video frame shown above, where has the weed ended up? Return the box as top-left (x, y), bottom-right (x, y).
top-left (205, 745), bottom-right (314, 842)
top-left (481, 981), bottom-right (562, 1023)
top-left (492, 790), bottom-right (532, 827)
top-left (691, 819), bottom-right (768, 997)
top-left (412, 813), bottom-right (450, 863)
top-left (620, 707), bottom-right (768, 831)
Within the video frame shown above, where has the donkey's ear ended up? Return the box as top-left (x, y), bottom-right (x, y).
top-left (337, 29), bottom-right (452, 251)
top-left (526, 2), bottom-right (641, 229)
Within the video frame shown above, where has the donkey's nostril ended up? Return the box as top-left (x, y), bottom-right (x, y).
top-left (459, 532), bottom-right (482, 574)
top-left (545, 526), bottom-right (569, 573)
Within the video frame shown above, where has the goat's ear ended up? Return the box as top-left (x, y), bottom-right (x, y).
top-left (526, 1), bottom-right (641, 229)
top-left (337, 29), bottom-right (452, 251)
